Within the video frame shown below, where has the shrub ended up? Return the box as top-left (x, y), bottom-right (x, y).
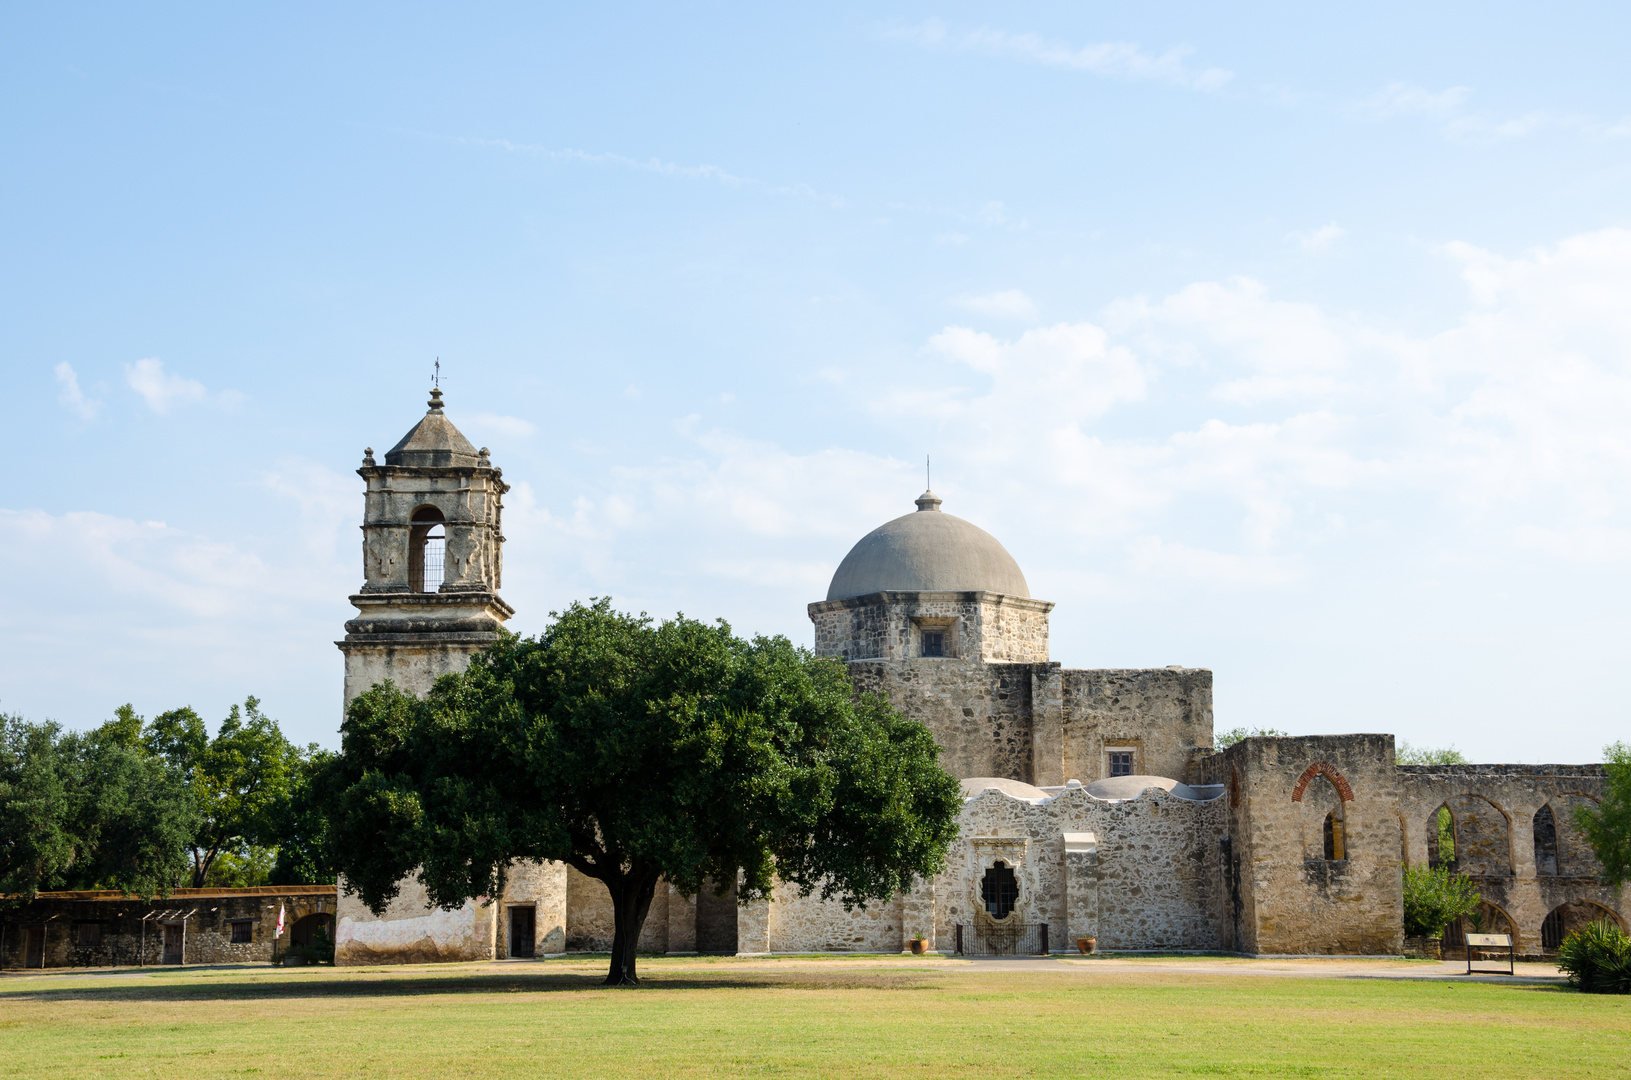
top-left (1402, 865), bottom-right (1480, 939)
top-left (1556, 920), bottom-right (1631, 994)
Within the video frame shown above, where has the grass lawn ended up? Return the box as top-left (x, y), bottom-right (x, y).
top-left (0, 956), bottom-right (1626, 1079)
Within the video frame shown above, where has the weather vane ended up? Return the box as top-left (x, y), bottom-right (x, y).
top-left (433, 358), bottom-right (440, 389)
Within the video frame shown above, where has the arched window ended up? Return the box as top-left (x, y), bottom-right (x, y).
top-left (1426, 805), bottom-right (1456, 869)
top-left (1323, 811), bottom-right (1346, 861)
top-left (1533, 804), bottom-right (1559, 876)
top-left (981, 862), bottom-right (1019, 920)
top-left (409, 506), bottom-right (446, 593)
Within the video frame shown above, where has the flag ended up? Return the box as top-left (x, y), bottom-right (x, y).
top-left (276, 903), bottom-right (286, 938)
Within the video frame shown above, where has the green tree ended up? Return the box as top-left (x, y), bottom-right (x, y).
top-left (1402, 865), bottom-right (1480, 938)
top-left (269, 748), bottom-right (337, 885)
top-left (316, 599), bottom-right (963, 986)
top-left (1214, 727), bottom-right (1289, 750)
top-left (144, 697), bottom-right (304, 887)
top-left (1398, 742), bottom-right (1469, 766)
top-left (1575, 741), bottom-right (1631, 890)
top-left (0, 711), bottom-right (195, 902)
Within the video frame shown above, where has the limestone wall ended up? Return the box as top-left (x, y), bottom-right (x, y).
top-left (1202, 735), bottom-right (1404, 956)
top-left (2, 888), bottom-right (335, 969)
top-left (1059, 668), bottom-right (1214, 786)
top-left (730, 782), bottom-right (1227, 955)
top-left (562, 865), bottom-right (674, 953)
top-left (1398, 764), bottom-right (1627, 954)
top-left (336, 877), bottom-right (497, 965)
top-left (944, 785), bottom-right (1227, 951)
top-left (848, 660), bottom-right (1038, 781)
top-left (497, 860), bottom-right (568, 956)
top-left (809, 592), bottom-right (1052, 664)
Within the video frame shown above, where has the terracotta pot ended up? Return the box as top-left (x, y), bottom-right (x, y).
top-left (909, 939), bottom-right (927, 955)
top-left (1077, 937), bottom-right (1096, 954)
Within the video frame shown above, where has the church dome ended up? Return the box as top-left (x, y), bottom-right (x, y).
top-left (826, 491), bottom-right (1030, 601)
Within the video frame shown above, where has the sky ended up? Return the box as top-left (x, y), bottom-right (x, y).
top-left (4, 2), bottom-right (1631, 761)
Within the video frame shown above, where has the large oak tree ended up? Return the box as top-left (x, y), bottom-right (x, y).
top-left (317, 599), bottom-right (963, 985)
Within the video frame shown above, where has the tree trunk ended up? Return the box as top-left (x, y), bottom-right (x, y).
top-left (602, 870), bottom-right (660, 986)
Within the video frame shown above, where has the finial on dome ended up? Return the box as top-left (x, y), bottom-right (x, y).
top-left (914, 489), bottom-right (942, 512)
top-left (427, 387), bottom-right (444, 413)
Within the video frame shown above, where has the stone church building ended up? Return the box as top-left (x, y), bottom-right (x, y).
top-left (334, 393), bottom-right (1627, 963)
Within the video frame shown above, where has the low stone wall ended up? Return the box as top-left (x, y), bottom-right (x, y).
top-left (1, 886), bottom-right (335, 969)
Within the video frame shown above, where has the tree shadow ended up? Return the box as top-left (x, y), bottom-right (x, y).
top-left (2, 968), bottom-right (937, 1004)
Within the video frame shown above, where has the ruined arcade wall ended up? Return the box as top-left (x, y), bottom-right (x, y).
top-left (1398, 764), bottom-right (1627, 954)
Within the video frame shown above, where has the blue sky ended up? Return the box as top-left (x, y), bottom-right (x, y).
top-left (5, 3), bottom-right (1631, 760)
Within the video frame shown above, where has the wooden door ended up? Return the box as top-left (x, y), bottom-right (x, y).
top-left (162, 923), bottom-right (183, 964)
top-left (24, 927), bottom-right (45, 968)
top-left (509, 906), bottom-right (535, 958)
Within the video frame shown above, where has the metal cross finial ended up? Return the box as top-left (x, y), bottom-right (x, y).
top-left (927, 455), bottom-right (931, 490)
top-left (433, 358), bottom-right (440, 389)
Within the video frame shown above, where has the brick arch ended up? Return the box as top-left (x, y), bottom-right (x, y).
top-left (1291, 761), bottom-right (1354, 803)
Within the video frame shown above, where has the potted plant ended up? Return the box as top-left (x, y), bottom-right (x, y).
top-left (1077, 936), bottom-right (1097, 954)
top-left (909, 934), bottom-right (929, 955)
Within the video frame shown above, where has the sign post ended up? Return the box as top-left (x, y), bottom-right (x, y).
top-left (1464, 932), bottom-right (1514, 976)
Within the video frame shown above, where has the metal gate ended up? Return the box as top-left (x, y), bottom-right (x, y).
top-left (954, 922), bottom-right (1049, 956)
top-left (162, 923), bottom-right (183, 965)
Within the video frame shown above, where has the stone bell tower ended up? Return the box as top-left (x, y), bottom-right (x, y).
top-left (336, 387), bottom-right (514, 708)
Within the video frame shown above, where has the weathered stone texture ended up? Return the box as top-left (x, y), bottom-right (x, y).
top-left (810, 592), bottom-right (1051, 664)
top-left (1397, 764), bottom-right (1627, 955)
top-left (336, 876), bottom-right (498, 965)
top-left (3, 887), bottom-right (335, 969)
top-left (499, 859), bottom-right (568, 955)
top-left (1060, 668), bottom-right (1214, 785)
top-left (1202, 736), bottom-right (1404, 956)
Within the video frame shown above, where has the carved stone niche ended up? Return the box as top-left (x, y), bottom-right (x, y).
top-left (969, 835), bottom-right (1031, 934)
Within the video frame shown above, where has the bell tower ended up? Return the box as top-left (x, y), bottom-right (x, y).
top-left (336, 387), bottom-right (514, 707)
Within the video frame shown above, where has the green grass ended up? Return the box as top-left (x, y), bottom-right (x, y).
top-left (0, 957), bottom-right (1625, 1078)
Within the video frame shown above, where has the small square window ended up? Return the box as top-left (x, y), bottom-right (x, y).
top-left (76, 922), bottom-right (102, 947)
top-left (921, 631), bottom-right (944, 657)
top-left (1109, 751), bottom-right (1134, 777)
top-left (230, 920), bottom-right (253, 944)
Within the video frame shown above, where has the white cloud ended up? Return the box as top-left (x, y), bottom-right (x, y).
top-left (1353, 82), bottom-right (1631, 143)
top-left (54, 362), bottom-right (100, 420)
top-left (955, 289), bottom-right (1039, 320)
top-left (464, 412), bottom-right (537, 439)
top-left (889, 20), bottom-right (1233, 91)
top-left (124, 358), bottom-right (241, 414)
top-left (1288, 223), bottom-right (1346, 251)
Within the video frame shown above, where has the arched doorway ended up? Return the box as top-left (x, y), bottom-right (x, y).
top-left (289, 913), bottom-right (334, 950)
top-left (1541, 900), bottom-right (1625, 950)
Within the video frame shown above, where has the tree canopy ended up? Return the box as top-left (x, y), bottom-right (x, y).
top-left (0, 698), bottom-right (331, 902)
top-left (1214, 727), bottom-right (1290, 751)
top-left (1576, 741), bottom-right (1631, 890)
top-left (1397, 742), bottom-right (1469, 766)
top-left (0, 711), bottom-right (196, 902)
top-left (145, 697), bottom-right (309, 887)
top-left (317, 599), bottom-right (964, 985)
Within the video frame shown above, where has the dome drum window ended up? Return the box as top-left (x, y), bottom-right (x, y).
top-left (912, 616), bottom-right (959, 659)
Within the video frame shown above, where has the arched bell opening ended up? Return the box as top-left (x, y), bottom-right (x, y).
top-left (408, 505), bottom-right (446, 593)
